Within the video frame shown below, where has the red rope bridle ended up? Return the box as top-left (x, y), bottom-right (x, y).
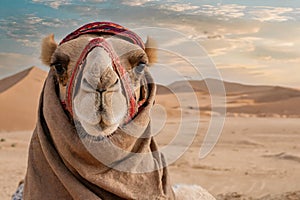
top-left (59, 22), bottom-right (145, 122)
top-left (59, 22), bottom-right (145, 49)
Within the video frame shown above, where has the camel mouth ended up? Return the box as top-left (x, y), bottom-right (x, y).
top-left (74, 116), bottom-right (120, 139)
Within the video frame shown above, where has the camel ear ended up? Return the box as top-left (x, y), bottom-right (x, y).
top-left (41, 34), bottom-right (57, 66)
top-left (145, 36), bottom-right (157, 65)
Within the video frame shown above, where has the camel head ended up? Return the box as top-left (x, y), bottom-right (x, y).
top-left (40, 23), bottom-right (156, 137)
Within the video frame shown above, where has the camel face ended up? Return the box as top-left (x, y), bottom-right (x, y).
top-left (41, 34), bottom-right (156, 137)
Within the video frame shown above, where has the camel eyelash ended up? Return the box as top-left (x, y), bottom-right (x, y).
top-left (128, 52), bottom-right (148, 66)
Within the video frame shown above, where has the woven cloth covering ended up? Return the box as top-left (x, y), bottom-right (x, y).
top-left (23, 67), bottom-right (175, 199)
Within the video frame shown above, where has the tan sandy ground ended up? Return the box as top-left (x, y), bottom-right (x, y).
top-left (1, 116), bottom-right (300, 199)
top-left (160, 117), bottom-right (300, 199)
top-left (0, 131), bottom-right (31, 199)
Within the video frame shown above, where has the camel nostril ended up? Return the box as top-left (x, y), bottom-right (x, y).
top-left (113, 78), bottom-right (119, 86)
top-left (96, 88), bottom-right (106, 93)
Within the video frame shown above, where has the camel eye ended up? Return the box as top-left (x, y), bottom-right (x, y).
top-left (50, 53), bottom-right (70, 75)
top-left (135, 62), bottom-right (146, 74)
top-left (51, 62), bottom-right (65, 75)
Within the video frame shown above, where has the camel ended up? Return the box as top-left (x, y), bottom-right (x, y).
top-left (12, 22), bottom-right (215, 200)
top-left (41, 30), bottom-right (156, 137)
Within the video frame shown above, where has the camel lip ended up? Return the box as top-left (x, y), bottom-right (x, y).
top-left (76, 119), bottom-right (118, 139)
top-left (99, 120), bottom-right (107, 129)
top-left (98, 121), bottom-right (119, 137)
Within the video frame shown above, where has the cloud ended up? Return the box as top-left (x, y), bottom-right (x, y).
top-left (31, 0), bottom-right (71, 9)
top-left (212, 35), bottom-right (300, 88)
top-left (80, 0), bottom-right (106, 2)
top-left (249, 7), bottom-right (294, 22)
top-left (155, 3), bottom-right (297, 22)
top-left (0, 14), bottom-right (77, 47)
top-left (159, 3), bottom-right (200, 12)
top-left (197, 4), bottom-right (246, 20)
top-left (254, 45), bottom-right (300, 62)
top-left (121, 0), bottom-right (157, 6)
top-left (210, 36), bottom-right (263, 56)
top-left (1, 0), bottom-right (299, 89)
top-left (246, 36), bottom-right (300, 62)
top-left (28, 0), bottom-right (300, 23)
top-left (157, 3), bottom-right (245, 20)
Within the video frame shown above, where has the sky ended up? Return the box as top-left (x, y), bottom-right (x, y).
top-left (0, 0), bottom-right (299, 88)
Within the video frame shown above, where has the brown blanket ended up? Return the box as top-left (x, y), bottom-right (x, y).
top-left (23, 69), bottom-right (175, 200)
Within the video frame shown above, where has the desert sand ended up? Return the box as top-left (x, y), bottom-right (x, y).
top-left (0, 67), bottom-right (47, 131)
top-left (1, 67), bottom-right (300, 199)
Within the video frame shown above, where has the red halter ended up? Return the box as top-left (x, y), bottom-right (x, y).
top-left (59, 22), bottom-right (145, 122)
top-left (59, 22), bottom-right (145, 49)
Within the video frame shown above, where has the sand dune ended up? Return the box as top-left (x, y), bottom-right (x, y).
top-left (157, 79), bottom-right (300, 118)
top-left (227, 96), bottom-right (300, 117)
top-left (0, 67), bottom-right (47, 131)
